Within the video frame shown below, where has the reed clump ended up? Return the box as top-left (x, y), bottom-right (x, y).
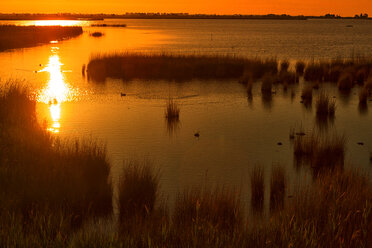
top-left (173, 186), bottom-right (243, 233)
top-left (304, 63), bottom-right (325, 82)
top-left (270, 165), bottom-right (286, 212)
top-left (90, 31), bottom-right (104, 37)
top-left (337, 72), bottom-right (354, 91)
top-left (301, 85), bottom-right (313, 104)
top-left (278, 71), bottom-right (297, 85)
top-left (316, 92), bottom-right (336, 118)
top-left (295, 61), bottom-right (306, 75)
top-left (261, 74), bottom-right (274, 93)
top-left (359, 87), bottom-right (369, 105)
top-left (272, 169), bottom-right (371, 248)
top-left (280, 60), bottom-right (289, 72)
top-left (165, 98), bottom-right (180, 121)
top-left (87, 53), bottom-right (280, 82)
top-left (118, 159), bottom-right (159, 221)
top-left (250, 165), bottom-right (264, 212)
top-left (294, 131), bottom-right (345, 175)
top-left (117, 159), bottom-right (169, 246)
top-left (0, 25), bottom-right (83, 51)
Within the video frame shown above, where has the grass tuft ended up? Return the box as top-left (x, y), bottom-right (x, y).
top-left (165, 98), bottom-right (180, 121)
top-left (294, 131), bottom-right (345, 176)
top-left (270, 165), bottom-right (286, 212)
top-left (250, 165), bottom-right (264, 213)
top-left (301, 85), bottom-right (313, 104)
top-left (316, 92), bottom-right (336, 118)
top-left (337, 72), bottom-right (353, 91)
top-left (295, 61), bottom-right (306, 75)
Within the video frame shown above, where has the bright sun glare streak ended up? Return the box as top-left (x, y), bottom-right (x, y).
top-left (38, 52), bottom-right (70, 133)
top-left (33, 20), bottom-right (83, 26)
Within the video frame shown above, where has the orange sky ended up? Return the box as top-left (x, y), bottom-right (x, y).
top-left (1, 0), bottom-right (371, 16)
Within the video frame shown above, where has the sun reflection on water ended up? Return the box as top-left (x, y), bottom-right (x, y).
top-left (38, 49), bottom-right (75, 133)
top-left (32, 20), bottom-right (84, 27)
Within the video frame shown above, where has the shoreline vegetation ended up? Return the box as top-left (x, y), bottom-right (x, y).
top-left (86, 53), bottom-right (372, 93)
top-left (0, 13), bottom-right (371, 20)
top-left (0, 83), bottom-right (371, 247)
top-left (0, 25), bottom-right (83, 51)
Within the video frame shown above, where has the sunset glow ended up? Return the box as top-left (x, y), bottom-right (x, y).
top-left (1, 0), bottom-right (371, 16)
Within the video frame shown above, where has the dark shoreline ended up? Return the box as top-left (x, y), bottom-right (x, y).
top-left (0, 25), bottom-right (83, 52)
top-left (0, 13), bottom-right (371, 21)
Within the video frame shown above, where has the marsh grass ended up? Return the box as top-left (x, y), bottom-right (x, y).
top-left (337, 72), bottom-right (354, 91)
top-left (355, 67), bottom-right (369, 84)
top-left (295, 61), bottom-right (305, 75)
top-left (173, 186), bottom-right (243, 233)
top-left (304, 63), bottom-right (325, 82)
top-left (90, 31), bottom-right (104, 37)
top-left (301, 85), bottom-right (313, 104)
top-left (165, 98), bottom-right (180, 121)
top-left (250, 165), bottom-right (264, 213)
top-left (272, 169), bottom-right (371, 248)
top-left (118, 159), bottom-right (159, 222)
top-left (0, 25), bottom-right (83, 51)
top-left (270, 165), bottom-right (286, 212)
top-left (278, 71), bottom-right (297, 85)
top-left (86, 53), bottom-right (279, 82)
top-left (294, 131), bottom-right (345, 176)
top-left (0, 83), bottom-right (371, 247)
top-left (0, 84), bottom-right (112, 229)
top-left (359, 87), bottom-right (369, 105)
top-left (316, 92), bottom-right (336, 118)
top-left (239, 73), bottom-right (253, 95)
top-left (280, 60), bottom-right (289, 72)
top-left (261, 74), bottom-right (274, 93)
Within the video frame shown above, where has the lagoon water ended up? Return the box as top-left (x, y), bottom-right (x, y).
top-left (1, 19), bottom-right (372, 209)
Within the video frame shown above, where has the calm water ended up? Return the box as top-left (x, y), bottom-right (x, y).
top-left (1, 19), bottom-right (372, 209)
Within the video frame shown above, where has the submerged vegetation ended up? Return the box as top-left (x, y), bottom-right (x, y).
top-left (0, 83), bottom-right (371, 247)
top-left (0, 25), bottom-right (83, 51)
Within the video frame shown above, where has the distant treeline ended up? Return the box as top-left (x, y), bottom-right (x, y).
top-left (0, 13), bottom-right (370, 20)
